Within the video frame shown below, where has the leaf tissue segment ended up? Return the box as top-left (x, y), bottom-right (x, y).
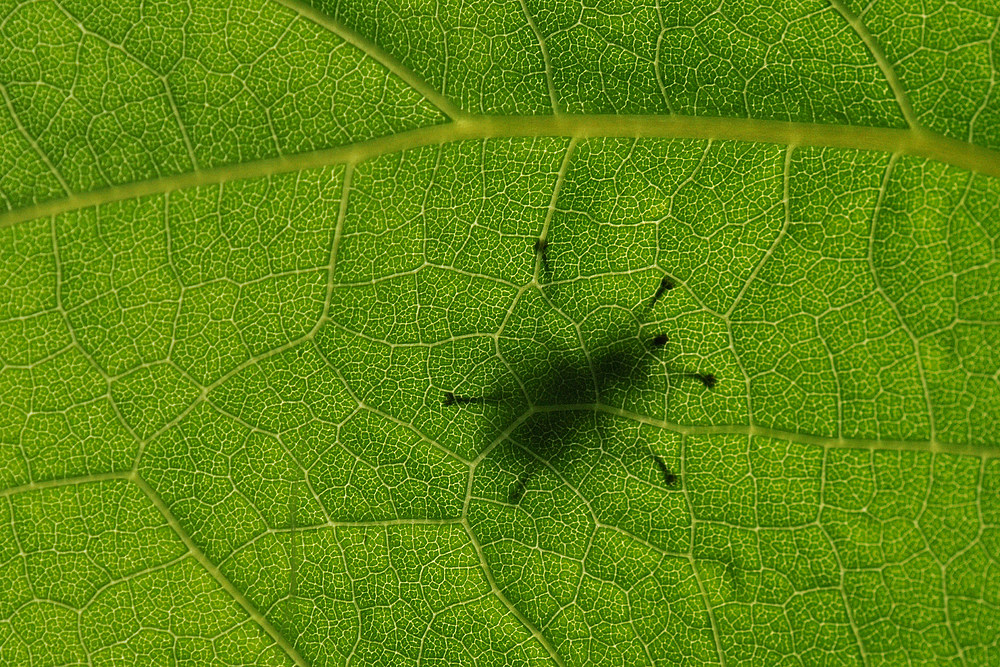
top-left (1, 0), bottom-right (999, 665)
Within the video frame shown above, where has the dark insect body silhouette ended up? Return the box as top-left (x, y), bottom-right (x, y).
top-left (442, 248), bottom-right (715, 503)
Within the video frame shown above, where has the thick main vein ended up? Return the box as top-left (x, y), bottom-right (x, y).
top-left (1, 115), bottom-right (998, 231)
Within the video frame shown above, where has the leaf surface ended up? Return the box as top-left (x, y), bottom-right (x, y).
top-left (1, 0), bottom-right (999, 664)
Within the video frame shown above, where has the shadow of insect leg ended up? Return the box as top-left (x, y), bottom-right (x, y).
top-left (534, 239), bottom-right (551, 279)
top-left (647, 275), bottom-right (674, 309)
top-left (442, 390), bottom-right (510, 407)
top-left (508, 466), bottom-right (537, 504)
top-left (651, 454), bottom-right (679, 488)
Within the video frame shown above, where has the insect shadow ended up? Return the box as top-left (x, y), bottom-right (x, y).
top-left (497, 332), bottom-right (667, 502)
top-left (446, 342), bottom-right (663, 501)
top-left (443, 242), bottom-right (715, 504)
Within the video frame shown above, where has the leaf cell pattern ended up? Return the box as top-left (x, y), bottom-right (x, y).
top-left (1, 0), bottom-right (999, 665)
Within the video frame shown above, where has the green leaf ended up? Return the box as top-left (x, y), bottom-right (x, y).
top-left (1, 0), bottom-right (998, 664)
